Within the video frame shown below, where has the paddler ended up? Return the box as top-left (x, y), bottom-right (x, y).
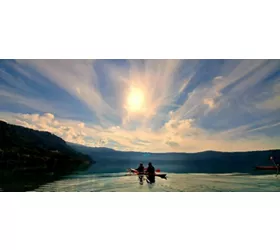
top-left (146, 162), bottom-right (156, 184)
top-left (136, 163), bottom-right (145, 184)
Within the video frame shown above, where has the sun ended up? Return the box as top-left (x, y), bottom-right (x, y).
top-left (127, 87), bottom-right (145, 112)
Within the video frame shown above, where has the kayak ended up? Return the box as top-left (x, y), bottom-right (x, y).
top-left (255, 156), bottom-right (279, 177)
top-left (128, 168), bottom-right (167, 179)
top-left (255, 166), bottom-right (278, 170)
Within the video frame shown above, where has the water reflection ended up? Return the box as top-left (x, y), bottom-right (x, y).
top-left (31, 172), bottom-right (280, 192)
top-left (147, 183), bottom-right (154, 190)
top-left (0, 163), bottom-right (92, 192)
top-left (1, 162), bottom-right (280, 192)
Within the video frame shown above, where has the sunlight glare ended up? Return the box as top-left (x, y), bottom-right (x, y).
top-left (127, 87), bottom-right (145, 112)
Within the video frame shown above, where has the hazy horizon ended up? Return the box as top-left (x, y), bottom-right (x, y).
top-left (68, 141), bottom-right (280, 154)
top-left (1, 59), bottom-right (280, 153)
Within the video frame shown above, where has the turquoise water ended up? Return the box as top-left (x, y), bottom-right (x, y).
top-left (33, 172), bottom-right (280, 192)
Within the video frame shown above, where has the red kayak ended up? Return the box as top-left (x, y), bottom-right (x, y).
top-left (255, 156), bottom-right (279, 176)
top-left (128, 168), bottom-right (167, 179)
top-left (255, 166), bottom-right (278, 170)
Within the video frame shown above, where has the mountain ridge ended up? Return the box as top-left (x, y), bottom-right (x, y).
top-left (67, 141), bottom-right (280, 155)
top-left (0, 120), bottom-right (93, 176)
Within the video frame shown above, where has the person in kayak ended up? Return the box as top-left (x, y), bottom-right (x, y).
top-left (136, 163), bottom-right (145, 173)
top-left (136, 163), bottom-right (145, 184)
top-left (146, 162), bottom-right (156, 184)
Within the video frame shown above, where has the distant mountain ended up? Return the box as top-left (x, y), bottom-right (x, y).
top-left (68, 142), bottom-right (280, 174)
top-left (67, 142), bottom-right (115, 154)
top-left (69, 142), bottom-right (280, 159)
top-left (0, 120), bottom-right (93, 176)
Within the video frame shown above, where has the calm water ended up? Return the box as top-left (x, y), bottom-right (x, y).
top-left (33, 171), bottom-right (280, 192)
top-left (1, 161), bottom-right (280, 192)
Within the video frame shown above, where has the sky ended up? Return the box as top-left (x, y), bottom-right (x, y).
top-left (0, 59), bottom-right (280, 153)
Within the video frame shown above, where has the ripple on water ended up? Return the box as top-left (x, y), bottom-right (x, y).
top-left (32, 173), bottom-right (280, 192)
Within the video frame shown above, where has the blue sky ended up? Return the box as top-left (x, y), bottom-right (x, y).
top-left (0, 59), bottom-right (280, 152)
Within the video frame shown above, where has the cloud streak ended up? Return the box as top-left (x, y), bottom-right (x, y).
top-left (0, 111), bottom-right (279, 153)
top-left (0, 59), bottom-right (280, 152)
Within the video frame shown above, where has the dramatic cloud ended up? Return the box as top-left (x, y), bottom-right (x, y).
top-left (1, 59), bottom-right (280, 152)
top-left (1, 111), bottom-right (279, 153)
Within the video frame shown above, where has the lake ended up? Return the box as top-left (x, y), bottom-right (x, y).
top-left (1, 159), bottom-right (279, 192)
top-left (32, 172), bottom-right (280, 192)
